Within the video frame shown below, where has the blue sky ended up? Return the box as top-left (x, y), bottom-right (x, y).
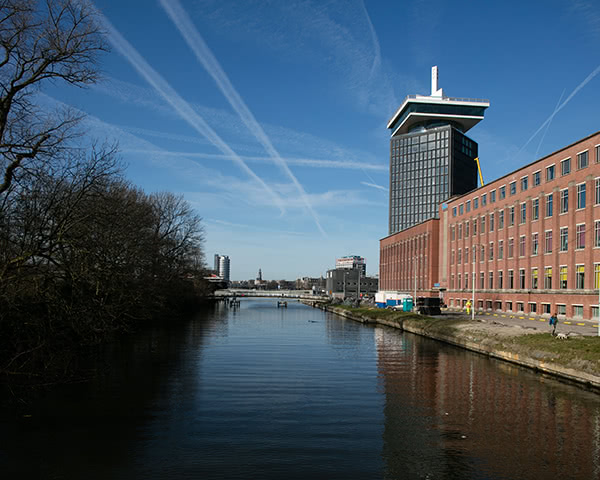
top-left (46, 0), bottom-right (600, 280)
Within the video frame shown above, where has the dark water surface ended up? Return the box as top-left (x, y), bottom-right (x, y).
top-left (1, 299), bottom-right (600, 479)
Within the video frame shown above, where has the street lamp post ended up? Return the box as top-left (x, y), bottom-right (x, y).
top-left (472, 245), bottom-right (476, 321)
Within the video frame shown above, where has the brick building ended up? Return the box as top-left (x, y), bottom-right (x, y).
top-left (440, 131), bottom-right (600, 321)
top-left (380, 218), bottom-right (440, 296)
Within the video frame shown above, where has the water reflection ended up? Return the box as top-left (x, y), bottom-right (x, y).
top-left (375, 326), bottom-right (600, 480)
top-left (1, 301), bottom-right (599, 480)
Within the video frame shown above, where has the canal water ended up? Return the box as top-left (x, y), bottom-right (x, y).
top-left (1, 299), bottom-right (600, 479)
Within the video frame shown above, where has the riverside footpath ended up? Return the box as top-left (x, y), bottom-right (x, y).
top-left (306, 302), bottom-right (600, 392)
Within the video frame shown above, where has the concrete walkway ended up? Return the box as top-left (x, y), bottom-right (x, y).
top-left (444, 308), bottom-right (600, 336)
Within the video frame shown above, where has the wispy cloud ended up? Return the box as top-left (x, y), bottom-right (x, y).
top-left (121, 148), bottom-right (386, 171)
top-left (516, 64), bottom-right (600, 158)
top-left (88, 1), bottom-right (286, 214)
top-left (361, 181), bottom-right (387, 191)
top-left (159, 0), bottom-right (325, 235)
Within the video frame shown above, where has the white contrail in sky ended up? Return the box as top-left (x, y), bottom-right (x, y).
top-left (535, 88), bottom-right (565, 158)
top-left (88, 2), bottom-right (286, 214)
top-left (159, 0), bottom-right (326, 236)
top-left (518, 64), bottom-right (600, 158)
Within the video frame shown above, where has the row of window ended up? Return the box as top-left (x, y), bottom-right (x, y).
top-left (451, 146), bottom-right (600, 218)
top-left (449, 264), bottom-right (599, 291)
top-left (450, 221), bottom-right (599, 264)
top-left (450, 180), bottom-right (599, 241)
top-left (448, 299), bottom-right (598, 319)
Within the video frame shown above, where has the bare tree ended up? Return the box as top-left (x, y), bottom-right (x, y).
top-left (0, 0), bottom-right (107, 195)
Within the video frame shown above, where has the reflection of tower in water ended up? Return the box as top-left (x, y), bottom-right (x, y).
top-left (375, 327), bottom-right (600, 479)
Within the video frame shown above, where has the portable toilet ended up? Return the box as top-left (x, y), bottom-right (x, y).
top-left (403, 297), bottom-right (413, 312)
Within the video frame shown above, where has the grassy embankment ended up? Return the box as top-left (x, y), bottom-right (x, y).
top-left (330, 304), bottom-right (600, 378)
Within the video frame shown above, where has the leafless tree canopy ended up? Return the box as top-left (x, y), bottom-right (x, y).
top-left (0, 2), bottom-right (210, 384)
top-left (0, 0), bottom-right (107, 195)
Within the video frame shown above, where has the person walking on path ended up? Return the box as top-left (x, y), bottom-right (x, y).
top-left (549, 312), bottom-right (558, 335)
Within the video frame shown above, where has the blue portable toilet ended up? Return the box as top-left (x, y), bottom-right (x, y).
top-left (403, 297), bottom-right (413, 312)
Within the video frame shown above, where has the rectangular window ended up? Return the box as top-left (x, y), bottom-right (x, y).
top-left (546, 193), bottom-right (553, 217)
top-left (577, 183), bottom-right (586, 209)
top-left (510, 181), bottom-right (517, 195)
top-left (452, 206), bottom-right (457, 217)
top-left (521, 176), bottom-right (528, 191)
top-left (595, 263), bottom-right (600, 289)
top-left (498, 240), bottom-right (504, 259)
top-left (561, 158), bottom-right (571, 175)
top-left (531, 268), bottom-right (538, 289)
top-left (466, 200), bottom-right (471, 212)
top-left (458, 223), bottom-right (462, 239)
top-left (480, 272), bottom-right (484, 289)
top-left (560, 227), bottom-right (568, 252)
top-left (519, 235), bottom-right (526, 257)
top-left (481, 194), bottom-right (487, 206)
top-left (480, 245), bottom-right (485, 262)
top-left (466, 221), bottom-right (469, 236)
top-left (451, 250), bottom-right (455, 264)
top-left (451, 225), bottom-right (455, 241)
top-left (473, 219), bottom-right (477, 235)
top-left (532, 233), bottom-right (539, 255)
top-left (545, 230), bottom-right (553, 253)
top-left (529, 303), bottom-right (537, 313)
top-left (458, 249), bottom-right (462, 264)
top-left (509, 206), bottom-right (515, 226)
top-left (533, 171), bottom-right (541, 186)
top-left (490, 190), bottom-right (496, 203)
top-left (576, 265), bottom-right (585, 289)
top-left (489, 242), bottom-right (494, 260)
top-left (532, 198), bottom-right (539, 220)
top-left (576, 223), bottom-right (585, 249)
top-left (542, 303), bottom-right (551, 314)
top-left (559, 266), bottom-right (568, 289)
top-left (517, 302), bottom-right (524, 312)
top-left (459, 204), bottom-right (464, 215)
top-left (465, 247), bottom-right (469, 263)
top-left (489, 213), bottom-right (494, 232)
top-left (577, 150), bottom-right (588, 170)
top-left (498, 271), bottom-right (503, 289)
top-left (480, 216), bottom-right (485, 234)
top-left (596, 220), bottom-right (600, 247)
top-left (519, 269), bottom-right (525, 289)
top-left (506, 301), bottom-right (513, 311)
top-left (557, 304), bottom-right (566, 315)
top-left (458, 274), bottom-right (461, 289)
top-left (573, 305), bottom-right (583, 317)
top-left (520, 203), bottom-right (526, 223)
top-left (500, 185), bottom-right (506, 199)
top-left (508, 270), bottom-right (514, 289)
top-left (488, 271), bottom-right (493, 289)
top-left (498, 210), bottom-right (504, 229)
top-left (544, 267), bottom-right (552, 289)
top-left (546, 164), bottom-right (555, 181)
top-left (560, 189), bottom-right (568, 213)
top-left (596, 178), bottom-right (600, 205)
top-left (473, 198), bottom-right (478, 209)
top-left (508, 238), bottom-right (514, 258)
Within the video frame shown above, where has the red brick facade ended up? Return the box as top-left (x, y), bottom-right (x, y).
top-left (379, 218), bottom-right (440, 296)
top-left (440, 131), bottom-right (600, 320)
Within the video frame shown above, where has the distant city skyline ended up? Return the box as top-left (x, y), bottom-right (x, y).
top-left (46, 0), bottom-right (600, 280)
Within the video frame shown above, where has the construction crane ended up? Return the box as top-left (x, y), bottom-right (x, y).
top-left (474, 157), bottom-right (484, 187)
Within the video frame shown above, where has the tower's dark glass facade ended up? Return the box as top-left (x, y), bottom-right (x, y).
top-left (388, 125), bottom-right (478, 234)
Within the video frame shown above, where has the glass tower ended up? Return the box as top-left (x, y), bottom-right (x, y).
top-left (387, 67), bottom-right (489, 235)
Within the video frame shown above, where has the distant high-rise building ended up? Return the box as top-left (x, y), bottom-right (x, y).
top-left (214, 254), bottom-right (230, 282)
top-left (257, 268), bottom-right (262, 282)
top-left (335, 255), bottom-right (366, 275)
top-left (387, 66), bottom-right (489, 234)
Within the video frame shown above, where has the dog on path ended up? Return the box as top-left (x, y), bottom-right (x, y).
top-left (555, 332), bottom-right (568, 340)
